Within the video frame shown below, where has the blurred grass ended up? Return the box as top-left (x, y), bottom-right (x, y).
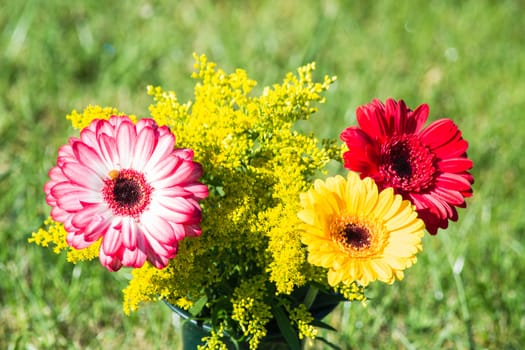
top-left (1, 0), bottom-right (524, 349)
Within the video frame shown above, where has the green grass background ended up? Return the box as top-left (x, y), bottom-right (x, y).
top-left (1, 0), bottom-right (524, 349)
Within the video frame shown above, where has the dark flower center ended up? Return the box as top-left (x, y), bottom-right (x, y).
top-left (330, 215), bottom-right (384, 257)
top-left (339, 224), bottom-right (372, 250)
top-left (389, 143), bottom-right (413, 178)
top-left (113, 177), bottom-right (142, 206)
top-left (103, 169), bottom-right (153, 218)
top-left (379, 135), bottom-right (436, 193)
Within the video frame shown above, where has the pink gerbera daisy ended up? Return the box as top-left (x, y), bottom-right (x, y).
top-left (340, 98), bottom-right (473, 234)
top-left (45, 115), bottom-right (208, 271)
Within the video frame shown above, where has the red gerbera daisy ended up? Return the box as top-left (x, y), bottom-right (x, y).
top-left (340, 98), bottom-right (473, 234)
top-left (45, 115), bottom-right (208, 271)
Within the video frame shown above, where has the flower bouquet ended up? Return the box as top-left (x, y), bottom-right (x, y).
top-left (30, 54), bottom-right (473, 349)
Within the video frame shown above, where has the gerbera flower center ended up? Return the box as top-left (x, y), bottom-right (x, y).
top-left (102, 169), bottom-right (153, 218)
top-left (379, 135), bottom-right (436, 193)
top-left (330, 215), bottom-right (384, 256)
top-left (340, 224), bottom-right (371, 250)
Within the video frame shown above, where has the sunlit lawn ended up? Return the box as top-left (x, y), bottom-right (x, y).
top-left (1, 1), bottom-right (524, 349)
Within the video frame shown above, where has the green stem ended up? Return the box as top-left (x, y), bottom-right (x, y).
top-left (303, 284), bottom-right (319, 310)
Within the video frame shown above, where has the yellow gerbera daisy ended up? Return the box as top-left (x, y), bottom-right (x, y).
top-left (298, 171), bottom-right (425, 286)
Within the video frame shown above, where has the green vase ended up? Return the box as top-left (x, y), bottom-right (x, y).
top-left (167, 302), bottom-right (288, 349)
top-left (165, 287), bottom-right (342, 349)
top-left (179, 318), bottom-right (290, 349)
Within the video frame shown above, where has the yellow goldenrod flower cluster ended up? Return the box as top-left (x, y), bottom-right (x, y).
top-left (286, 303), bottom-right (318, 340)
top-left (66, 105), bottom-right (136, 130)
top-left (231, 276), bottom-right (273, 349)
top-left (29, 218), bottom-right (100, 263)
top-left (338, 282), bottom-right (367, 304)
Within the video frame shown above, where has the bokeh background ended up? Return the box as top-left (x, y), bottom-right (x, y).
top-left (1, 1), bottom-right (524, 349)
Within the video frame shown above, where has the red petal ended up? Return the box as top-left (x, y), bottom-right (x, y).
top-left (356, 99), bottom-right (391, 139)
top-left (340, 127), bottom-right (373, 149)
top-left (407, 103), bottom-right (430, 133)
top-left (386, 98), bottom-right (407, 135)
top-left (435, 173), bottom-right (473, 192)
top-left (437, 157), bottom-right (473, 173)
top-left (420, 119), bottom-right (468, 157)
top-left (432, 187), bottom-right (465, 206)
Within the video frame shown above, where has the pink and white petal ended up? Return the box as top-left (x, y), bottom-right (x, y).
top-left (51, 181), bottom-right (102, 205)
top-left (142, 232), bottom-right (172, 258)
top-left (101, 224), bottom-right (124, 256)
top-left (183, 223), bottom-right (203, 237)
top-left (120, 217), bottom-right (138, 250)
top-left (81, 133), bottom-right (113, 171)
top-left (82, 214), bottom-right (112, 243)
top-left (143, 133), bottom-right (176, 174)
top-left (95, 119), bottom-right (117, 138)
top-left (116, 119), bottom-right (137, 169)
top-left (110, 115), bottom-right (132, 126)
top-left (146, 249), bottom-right (171, 269)
top-left (132, 247), bottom-right (147, 268)
top-left (154, 186), bottom-right (193, 198)
top-left (180, 183), bottom-right (209, 200)
top-left (121, 248), bottom-right (138, 267)
top-left (50, 206), bottom-right (70, 223)
top-left (55, 190), bottom-right (96, 212)
top-left (66, 231), bottom-right (94, 250)
top-left (71, 203), bottom-right (109, 229)
top-left (97, 133), bottom-right (119, 169)
top-left (71, 141), bottom-right (109, 177)
top-left (157, 125), bottom-right (173, 138)
top-left (146, 155), bottom-right (181, 183)
top-left (147, 200), bottom-right (188, 223)
top-left (172, 148), bottom-right (194, 161)
top-left (122, 247), bottom-right (148, 268)
top-left (47, 166), bottom-right (68, 185)
top-left (169, 223), bottom-right (187, 241)
top-left (56, 144), bottom-right (77, 166)
top-left (132, 126), bottom-right (158, 169)
top-left (79, 127), bottom-right (98, 146)
top-left (62, 162), bottom-right (104, 190)
top-left (153, 161), bottom-right (195, 188)
top-left (187, 162), bottom-right (204, 182)
top-left (153, 196), bottom-right (200, 223)
top-left (135, 118), bottom-right (158, 134)
top-left (99, 249), bottom-right (123, 272)
top-left (140, 211), bottom-right (177, 245)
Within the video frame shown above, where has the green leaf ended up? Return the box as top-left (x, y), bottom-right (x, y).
top-left (189, 295), bottom-right (208, 317)
top-left (271, 304), bottom-right (301, 350)
top-left (315, 336), bottom-right (342, 350)
top-left (310, 319), bottom-right (337, 332)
